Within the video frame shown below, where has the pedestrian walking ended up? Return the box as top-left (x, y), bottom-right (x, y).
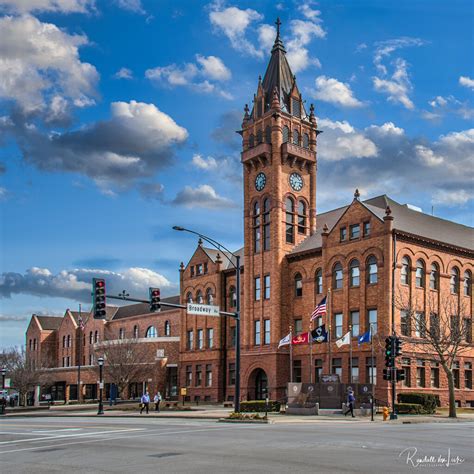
top-left (140, 391), bottom-right (150, 414)
top-left (344, 389), bottom-right (356, 417)
top-left (154, 392), bottom-right (162, 412)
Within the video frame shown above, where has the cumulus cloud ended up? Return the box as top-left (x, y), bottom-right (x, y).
top-left (0, 0), bottom-right (94, 14)
top-left (0, 314), bottom-right (28, 322)
top-left (192, 154), bottom-right (218, 170)
top-left (0, 15), bottom-right (99, 119)
top-left (432, 190), bottom-right (472, 206)
top-left (114, 67), bottom-right (133, 80)
top-left (459, 76), bottom-right (474, 90)
top-left (114, 0), bottom-right (145, 14)
top-left (422, 95), bottom-right (474, 122)
top-left (146, 54), bottom-right (232, 99)
top-left (172, 184), bottom-right (237, 209)
top-left (0, 266), bottom-right (175, 301)
top-left (312, 76), bottom-right (364, 108)
top-left (7, 100), bottom-right (187, 190)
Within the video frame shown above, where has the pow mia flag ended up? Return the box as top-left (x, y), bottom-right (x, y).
top-left (311, 324), bottom-right (328, 343)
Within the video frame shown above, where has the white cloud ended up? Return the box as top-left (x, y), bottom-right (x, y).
top-left (114, 67), bottom-right (133, 80)
top-left (0, 0), bottom-right (94, 14)
top-left (365, 122), bottom-right (404, 137)
top-left (258, 24), bottom-right (276, 52)
top-left (172, 184), bottom-right (237, 209)
top-left (0, 15), bottom-right (98, 117)
top-left (0, 186), bottom-right (7, 199)
top-left (114, 0), bottom-right (145, 14)
top-left (312, 76), bottom-right (364, 108)
top-left (191, 154), bottom-right (218, 170)
top-left (415, 145), bottom-right (444, 166)
top-left (422, 95), bottom-right (472, 122)
top-left (195, 55), bottom-right (231, 81)
top-left (459, 76), bottom-right (474, 90)
top-left (432, 190), bottom-right (473, 206)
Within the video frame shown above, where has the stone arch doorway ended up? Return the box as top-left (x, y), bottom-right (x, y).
top-left (248, 368), bottom-right (268, 400)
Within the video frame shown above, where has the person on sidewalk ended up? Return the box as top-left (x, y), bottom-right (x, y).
top-left (344, 389), bottom-right (356, 418)
top-left (140, 391), bottom-right (150, 414)
top-left (154, 392), bottom-right (162, 412)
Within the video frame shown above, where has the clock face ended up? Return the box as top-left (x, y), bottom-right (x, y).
top-left (255, 172), bottom-right (266, 192)
top-left (289, 172), bottom-right (304, 192)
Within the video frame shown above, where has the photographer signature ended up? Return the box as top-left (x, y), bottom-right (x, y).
top-left (399, 447), bottom-right (465, 468)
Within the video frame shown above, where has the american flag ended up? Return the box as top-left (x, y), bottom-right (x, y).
top-left (310, 296), bottom-right (327, 321)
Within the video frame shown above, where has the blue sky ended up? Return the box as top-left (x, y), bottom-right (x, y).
top-left (1, 0), bottom-right (473, 348)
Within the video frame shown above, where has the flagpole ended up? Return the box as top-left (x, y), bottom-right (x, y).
top-left (327, 289), bottom-right (332, 375)
top-left (289, 325), bottom-right (293, 383)
top-left (370, 324), bottom-right (374, 386)
top-left (349, 323), bottom-right (353, 384)
top-left (309, 320), bottom-right (313, 383)
top-left (77, 303), bottom-right (82, 404)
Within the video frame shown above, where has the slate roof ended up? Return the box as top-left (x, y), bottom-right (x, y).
top-left (290, 195), bottom-right (473, 256)
top-left (201, 246), bottom-right (244, 271)
top-left (111, 295), bottom-right (181, 321)
top-left (35, 315), bottom-right (62, 330)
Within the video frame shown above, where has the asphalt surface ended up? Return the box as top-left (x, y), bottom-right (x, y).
top-left (0, 416), bottom-right (472, 473)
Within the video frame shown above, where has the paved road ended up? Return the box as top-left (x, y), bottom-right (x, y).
top-left (0, 417), bottom-right (472, 473)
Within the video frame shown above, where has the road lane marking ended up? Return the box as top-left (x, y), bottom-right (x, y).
top-left (32, 429), bottom-right (82, 433)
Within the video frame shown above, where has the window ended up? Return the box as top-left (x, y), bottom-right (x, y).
top-left (255, 277), bottom-right (261, 301)
top-left (264, 275), bottom-right (270, 299)
top-left (351, 357), bottom-right (359, 383)
top-left (89, 354), bottom-right (94, 365)
top-left (464, 362), bottom-right (472, 389)
top-left (293, 128), bottom-right (299, 145)
top-left (451, 267), bottom-right (460, 294)
top-left (366, 357), bottom-right (377, 385)
top-left (335, 313), bottom-right (343, 338)
top-left (206, 364), bottom-right (212, 387)
top-left (119, 328), bottom-right (125, 340)
top-left (257, 99), bottom-right (263, 118)
top-left (197, 329), bottom-right (204, 349)
top-left (415, 260), bottom-right (425, 288)
top-left (332, 358), bottom-right (342, 379)
top-left (164, 321), bottom-right (170, 336)
top-left (416, 359), bottom-right (426, 387)
top-left (451, 315), bottom-right (461, 340)
top-left (89, 331), bottom-right (93, 344)
top-left (253, 201), bottom-right (261, 253)
top-left (29, 339), bottom-right (32, 350)
top-left (186, 292), bottom-right (193, 304)
top-left (293, 360), bottom-right (302, 382)
top-left (254, 320), bottom-right (261, 345)
top-left (146, 326), bottom-right (157, 338)
top-left (67, 335), bottom-right (71, 348)
top-left (340, 227), bottom-right (347, 241)
top-left (186, 366), bottom-right (192, 387)
top-left (464, 271), bottom-right (472, 296)
top-left (295, 273), bottom-right (303, 296)
top-left (303, 133), bottom-right (309, 149)
top-left (314, 316), bottom-right (323, 328)
top-left (186, 330), bottom-right (193, 350)
top-left (465, 319), bottom-right (472, 343)
top-left (63, 335), bottom-right (66, 348)
top-left (349, 259), bottom-right (360, 287)
top-left (196, 264), bottom-right (203, 276)
top-left (282, 125), bottom-right (289, 143)
top-left (207, 328), bottom-right (214, 348)
top-left (297, 200), bottom-right (306, 234)
top-left (206, 288), bottom-right (213, 305)
top-left (294, 318), bottom-right (303, 335)
top-left (264, 320), bottom-right (270, 345)
top-left (351, 311), bottom-right (360, 337)
top-left (431, 362), bottom-right (440, 388)
top-left (257, 129), bottom-right (263, 144)
top-left (263, 198), bottom-right (271, 251)
top-left (204, 262), bottom-right (208, 274)
top-left (402, 358), bottom-right (411, 387)
top-left (249, 134), bottom-right (255, 148)
top-left (229, 363), bottom-right (236, 385)
top-left (229, 286), bottom-right (236, 308)
top-left (195, 365), bottom-right (202, 386)
top-left (196, 290), bottom-right (203, 304)
top-left (415, 312), bottom-right (425, 338)
top-left (315, 268), bottom-right (323, 294)
top-left (363, 221), bottom-right (371, 236)
top-left (285, 197), bottom-right (295, 244)
top-left (368, 309), bottom-right (378, 335)
top-left (190, 266), bottom-right (195, 277)
top-left (453, 361), bottom-right (460, 388)
top-left (333, 263), bottom-right (343, 289)
top-left (133, 325), bottom-right (139, 338)
top-left (350, 224), bottom-right (360, 240)
top-left (94, 331), bottom-right (99, 343)
top-left (292, 97), bottom-right (301, 118)
top-left (265, 126), bottom-right (271, 144)
top-left (367, 256), bottom-right (378, 284)
top-left (430, 263), bottom-right (439, 290)
top-left (401, 310), bottom-right (410, 336)
top-left (401, 257), bottom-right (410, 285)
top-left (315, 359), bottom-right (323, 382)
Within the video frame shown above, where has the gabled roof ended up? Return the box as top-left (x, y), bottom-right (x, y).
top-left (202, 246), bottom-right (244, 271)
top-left (111, 295), bottom-right (180, 321)
top-left (35, 315), bottom-right (62, 331)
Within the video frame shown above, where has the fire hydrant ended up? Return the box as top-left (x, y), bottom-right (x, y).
top-left (383, 406), bottom-right (389, 421)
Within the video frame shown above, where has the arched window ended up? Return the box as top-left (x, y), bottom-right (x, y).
top-left (229, 286), bottom-right (237, 308)
top-left (285, 197), bottom-right (295, 244)
top-left (265, 126), bottom-right (271, 144)
top-left (206, 288), bottom-right (213, 305)
top-left (146, 326), bottom-right (157, 338)
top-left (416, 260), bottom-right (425, 288)
top-left (315, 268), bottom-right (323, 294)
top-left (67, 335), bottom-right (71, 348)
top-left (63, 335), bottom-right (66, 348)
top-left (186, 292), bottom-right (193, 303)
top-left (253, 201), bottom-right (261, 253)
top-left (29, 339), bottom-right (32, 350)
top-left (303, 133), bottom-right (309, 149)
top-left (165, 320), bottom-right (171, 336)
top-left (282, 125), bottom-right (289, 143)
top-left (293, 129), bottom-right (300, 145)
top-left (464, 271), bottom-right (472, 296)
top-left (401, 257), bottom-right (411, 285)
top-left (295, 273), bottom-right (303, 297)
top-left (367, 256), bottom-right (378, 284)
top-left (333, 263), bottom-right (343, 289)
top-left (196, 290), bottom-right (203, 304)
top-left (430, 263), bottom-right (439, 290)
top-left (119, 328), bottom-right (125, 340)
top-left (33, 339), bottom-right (37, 350)
top-left (89, 331), bottom-right (93, 344)
top-left (257, 129), bottom-right (263, 144)
top-left (94, 331), bottom-right (99, 343)
top-left (349, 259), bottom-right (360, 287)
top-left (248, 134), bottom-right (255, 148)
top-left (133, 325), bottom-right (139, 338)
top-left (263, 198), bottom-right (270, 251)
top-left (297, 200), bottom-right (306, 234)
top-left (451, 267), bottom-right (460, 294)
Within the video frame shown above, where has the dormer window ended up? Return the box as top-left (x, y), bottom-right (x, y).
top-left (340, 227), bottom-right (347, 241)
top-left (350, 224), bottom-right (360, 240)
top-left (292, 97), bottom-right (301, 118)
top-left (196, 264), bottom-right (203, 275)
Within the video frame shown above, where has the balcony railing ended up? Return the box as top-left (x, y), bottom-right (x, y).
top-left (241, 142), bottom-right (272, 163)
top-left (281, 142), bottom-right (316, 162)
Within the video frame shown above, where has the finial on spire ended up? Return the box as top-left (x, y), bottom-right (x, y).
top-left (322, 223), bottom-right (329, 233)
top-left (354, 188), bottom-right (360, 200)
top-left (198, 237), bottom-right (203, 246)
top-left (275, 17), bottom-right (281, 38)
top-left (385, 205), bottom-right (392, 216)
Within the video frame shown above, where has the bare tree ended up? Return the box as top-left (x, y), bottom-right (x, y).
top-left (395, 290), bottom-right (472, 418)
top-left (94, 339), bottom-right (158, 399)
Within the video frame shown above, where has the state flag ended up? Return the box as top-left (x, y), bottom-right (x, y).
top-left (358, 328), bottom-right (371, 346)
top-left (311, 324), bottom-right (328, 343)
top-left (278, 333), bottom-right (291, 349)
top-left (292, 332), bottom-right (309, 345)
top-left (335, 331), bottom-right (351, 348)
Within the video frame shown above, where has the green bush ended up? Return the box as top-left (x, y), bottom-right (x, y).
top-left (397, 393), bottom-right (439, 414)
top-left (240, 400), bottom-right (280, 413)
top-left (395, 403), bottom-right (424, 415)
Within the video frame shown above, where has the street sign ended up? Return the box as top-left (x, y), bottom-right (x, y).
top-left (180, 388), bottom-right (187, 396)
top-left (187, 303), bottom-right (220, 317)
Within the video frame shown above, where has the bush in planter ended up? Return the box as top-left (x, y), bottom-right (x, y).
top-left (397, 393), bottom-right (439, 414)
top-left (395, 403), bottom-right (424, 415)
top-left (240, 400), bottom-right (280, 413)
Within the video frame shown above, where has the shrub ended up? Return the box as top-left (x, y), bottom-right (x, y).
top-left (395, 403), bottom-right (424, 415)
top-left (228, 412), bottom-right (266, 420)
top-left (397, 393), bottom-right (439, 414)
top-left (240, 400), bottom-right (280, 413)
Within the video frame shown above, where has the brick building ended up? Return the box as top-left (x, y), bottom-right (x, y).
top-left (26, 26), bottom-right (473, 406)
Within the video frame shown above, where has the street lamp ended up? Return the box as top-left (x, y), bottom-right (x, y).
top-left (173, 226), bottom-right (242, 413)
top-left (0, 367), bottom-right (6, 415)
top-left (97, 357), bottom-right (104, 415)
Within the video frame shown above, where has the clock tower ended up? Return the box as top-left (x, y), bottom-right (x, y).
top-left (240, 19), bottom-right (319, 400)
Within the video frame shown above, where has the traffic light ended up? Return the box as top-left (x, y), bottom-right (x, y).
top-left (383, 368), bottom-right (393, 381)
top-left (93, 278), bottom-right (106, 319)
top-left (385, 336), bottom-right (395, 368)
top-left (149, 287), bottom-right (161, 312)
top-left (394, 337), bottom-right (403, 357)
top-left (396, 369), bottom-right (406, 382)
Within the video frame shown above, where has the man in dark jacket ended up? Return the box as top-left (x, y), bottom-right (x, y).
top-left (344, 390), bottom-right (356, 417)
